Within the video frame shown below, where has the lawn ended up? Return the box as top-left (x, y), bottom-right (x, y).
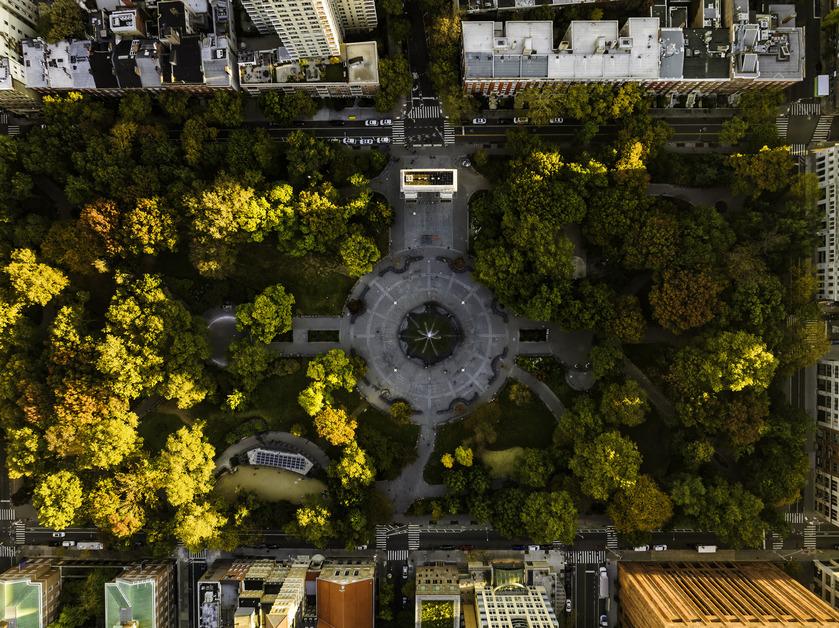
top-left (353, 401), bottom-right (420, 480)
top-left (198, 367), bottom-right (312, 451)
top-left (481, 447), bottom-right (524, 478)
top-left (214, 466), bottom-right (327, 504)
top-left (424, 380), bottom-right (557, 484)
top-left (233, 245), bottom-right (355, 315)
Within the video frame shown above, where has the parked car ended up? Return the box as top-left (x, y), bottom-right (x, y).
top-left (380, 118), bottom-right (393, 126)
top-left (653, 544), bottom-right (667, 551)
top-left (402, 565), bottom-right (408, 578)
top-left (513, 117), bottom-right (529, 124)
top-left (472, 117), bottom-right (487, 124)
top-left (360, 137), bottom-right (375, 145)
top-left (52, 532), bottom-right (66, 538)
top-left (565, 599), bottom-right (572, 612)
top-left (61, 540), bottom-right (76, 547)
top-left (549, 117), bottom-right (564, 124)
top-left (364, 119), bottom-right (378, 126)
top-left (402, 596), bottom-right (408, 605)
top-left (633, 545), bottom-right (650, 551)
top-left (600, 614), bottom-right (609, 626)
top-left (377, 136), bottom-right (391, 144)
top-left (328, 137), bottom-right (341, 143)
top-left (342, 137), bottom-right (357, 145)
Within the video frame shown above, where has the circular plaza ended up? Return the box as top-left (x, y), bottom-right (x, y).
top-left (347, 249), bottom-right (513, 419)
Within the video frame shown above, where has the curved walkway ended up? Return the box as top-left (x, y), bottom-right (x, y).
top-left (509, 365), bottom-right (567, 418)
top-left (377, 422), bottom-right (446, 514)
top-left (648, 183), bottom-right (744, 212)
top-left (214, 431), bottom-right (330, 474)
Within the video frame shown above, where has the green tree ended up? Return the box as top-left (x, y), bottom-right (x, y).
top-left (123, 197), bottom-right (178, 256)
top-left (88, 468), bottom-right (154, 539)
top-left (375, 56), bottom-right (413, 112)
top-left (650, 269), bottom-right (723, 334)
top-left (607, 475), bottom-right (672, 533)
top-left (607, 295), bottom-right (646, 343)
top-left (287, 503), bottom-right (335, 547)
top-left (228, 340), bottom-right (274, 392)
top-left (236, 284), bottom-right (295, 343)
top-left (37, 0), bottom-right (86, 42)
top-left (157, 422), bottom-right (216, 508)
top-left (454, 445), bottom-right (473, 467)
top-left (729, 146), bottom-right (795, 198)
top-left (314, 405), bottom-right (357, 446)
top-left (339, 233), bottom-right (380, 277)
top-left (570, 431), bottom-right (641, 501)
top-left (259, 91), bottom-right (318, 125)
top-left (513, 448), bottom-right (554, 488)
top-left (5, 248), bottom-right (68, 306)
top-left (520, 491), bottom-right (577, 544)
top-left (174, 500), bottom-right (227, 551)
top-left (331, 441), bottom-right (375, 494)
top-left (719, 116), bottom-right (748, 146)
top-left (33, 470), bottom-right (83, 529)
top-left (600, 379), bottom-right (649, 427)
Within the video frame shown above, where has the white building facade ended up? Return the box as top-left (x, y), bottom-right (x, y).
top-left (240, 0), bottom-right (376, 59)
top-left (811, 145), bottom-right (839, 303)
top-left (0, 0), bottom-right (37, 83)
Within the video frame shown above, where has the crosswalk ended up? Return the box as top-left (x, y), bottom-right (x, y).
top-left (776, 115), bottom-right (788, 139)
top-left (790, 143), bottom-right (807, 157)
top-left (443, 120), bottom-right (455, 146)
top-left (0, 112), bottom-right (7, 124)
top-left (791, 101), bottom-right (821, 116)
top-left (784, 511), bottom-right (805, 524)
top-left (392, 119), bottom-right (405, 146)
top-left (804, 523), bottom-right (817, 549)
top-left (387, 549), bottom-right (408, 561)
top-left (564, 549), bottom-right (606, 564)
top-left (407, 524), bottom-right (420, 550)
top-left (812, 115), bottom-right (834, 143)
top-left (0, 545), bottom-right (15, 558)
top-left (606, 528), bottom-right (618, 550)
top-left (188, 549), bottom-right (208, 560)
top-left (771, 533), bottom-right (784, 551)
top-left (409, 104), bottom-right (441, 119)
top-left (12, 522), bottom-right (24, 545)
top-left (375, 525), bottom-right (389, 550)
top-left (7, 126), bottom-right (19, 136)
top-left (0, 508), bottom-right (15, 521)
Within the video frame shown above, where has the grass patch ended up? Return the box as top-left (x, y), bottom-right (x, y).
top-left (199, 367), bottom-right (312, 451)
top-left (214, 466), bottom-right (326, 504)
top-left (481, 447), bottom-right (524, 478)
top-left (234, 245), bottom-right (355, 315)
top-left (424, 380), bottom-right (556, 484)
top-left (307, 329), bottom-right (340, 342)
top-left (138, 411), bottom-right (184, 453)
top-left (627, 408), bottom-right (675, 479)
top-left (353, 400), bottom-right (420, 481)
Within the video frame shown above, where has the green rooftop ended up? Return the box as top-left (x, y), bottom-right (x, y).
top-left (104, 580), bottom-right (155, 628)
top-left (0, 579), bottom-right (42, 628)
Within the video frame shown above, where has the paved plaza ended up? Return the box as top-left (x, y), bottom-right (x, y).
top-left (349, 250), bottom-right (512, 419)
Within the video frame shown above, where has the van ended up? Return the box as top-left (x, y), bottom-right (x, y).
top-left (696, 545), bottom-right (717, 553)
top-left (598, 567), bottom-right (608, 599)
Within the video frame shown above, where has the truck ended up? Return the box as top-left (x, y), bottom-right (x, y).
top-left (76, 541), bottom-right (104, 550)
top-left (696, 545), bottom-right (717, 553)
top-left (598, 567), bottom-right (609, 599)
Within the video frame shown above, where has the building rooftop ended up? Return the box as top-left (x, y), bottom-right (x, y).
top-left (462, 18), bottom-right (661, 80)
top-left (416, 565), bottom-right (461, 597)
top-left (620, 562), bottom-right (839, 627)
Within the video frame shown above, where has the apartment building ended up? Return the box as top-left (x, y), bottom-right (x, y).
top-left (316, 559), bottom-right (375, 628)
top-left (199, 556), bottom-right (374, 628)
top-left (619, 562), bottom-right (839, 627)
top-left (415, 565), bottom-right (461, 628)
top-left (21, 0), bottom-right (238, 94)
top-left (814, 559), bottom-right (839, 610)
top-left (461, 5), bottom-right (804, 95)
top-left (104, 562), bottom-right (176, 628)
top-left (0, 559), bottom-right (61, 628)
top-left (239, 0), bottom-right (375, 59)
top-left (0, 0), bottom-right (39, 111)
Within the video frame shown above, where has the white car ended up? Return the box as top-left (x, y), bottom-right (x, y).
top-left (565, 599), bottom-right (572, 612)
top-left (359, 138), bottom-right (375, 145)
top-left (61, 540), bottom-right (76, 547)
top-left (549, 117), bottom-right (564, 124)
top-left (380, 118), bottom-right (393, 126)
top-left (342, 137), bottom-right (357, 145)
top-left (472, 117), bottom-right (487, 124)
top-left (513, 117), bottom-right (529, 124)
top-left (402, 565), bottom-right (408, 578)
top-left (377, 136), bottom-right (391, 144)
top-left (364, 119), bottom-right (378, 126)
top-left (52, 532), bottom-right (66, 538)
top-left (633, 545), bottom-right (650, 551)
top-left (653, 544), bottom-right (667, 551)
top-left (600, 614), bottom-right (609, 627)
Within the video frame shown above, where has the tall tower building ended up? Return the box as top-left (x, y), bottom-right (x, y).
top-left (240, 0), bottom-right (376, 59)
top-left (240, 0), bottom-right (343, 58)
top-left (0, 0), bottom-right (37, 84)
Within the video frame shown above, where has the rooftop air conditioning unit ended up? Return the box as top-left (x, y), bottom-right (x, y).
top-left (558, 40), bottom-right (570, 50)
